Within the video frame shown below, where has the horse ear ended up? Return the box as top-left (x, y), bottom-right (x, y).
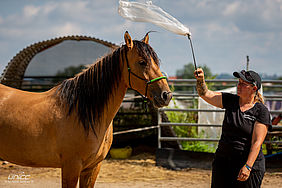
top-left (142, 33), bottom-right (149, 44)
top-left (124, 31), bottom-right (133, 49)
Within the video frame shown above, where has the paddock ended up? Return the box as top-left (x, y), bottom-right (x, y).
top-left (1, 36), bottom-right (281, 187)
top-left (0, 152), bottom-right (281, 188)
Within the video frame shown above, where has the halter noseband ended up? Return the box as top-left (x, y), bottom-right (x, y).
top-left (124, 48), bottom-right (167, 103)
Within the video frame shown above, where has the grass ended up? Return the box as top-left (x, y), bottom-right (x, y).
top-left (165, 97), bottom-right (217, 153)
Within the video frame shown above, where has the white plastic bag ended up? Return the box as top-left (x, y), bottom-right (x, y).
top-left (118, 0), bottom-right (191, 36)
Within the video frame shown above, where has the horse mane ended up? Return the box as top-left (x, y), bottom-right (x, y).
top-left (54, 40), bottom-right (160, 134)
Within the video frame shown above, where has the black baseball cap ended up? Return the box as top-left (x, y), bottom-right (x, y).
top-left (233, 70), bottom-right (261, 90)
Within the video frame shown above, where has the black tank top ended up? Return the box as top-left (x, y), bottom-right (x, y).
top-left (216, 92), bottom-right (272, 170)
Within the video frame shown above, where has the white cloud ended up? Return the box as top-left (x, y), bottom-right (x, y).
top-left (0, 0), bottom-right (281, 76)
top-left (52, 22), bottom-right (82, 36)
top-left (23, 5), bottom-right (40, 18)
top-left (203, 22), bottom-right (239, 39)
top-left (223, 2), bottom-right (240, 16)
top-left (221, 1), bottom-right (282, 33)
top-left (0, 27), bottom-right (24, 38)
top-left (59, 1), bottom-right (94, 22)
top-left (60, 1), bottom-right (88, 12)
top-left (260, 1), bottom-right (282, 31)
top-left (41, 2), bottom-right (57, 15)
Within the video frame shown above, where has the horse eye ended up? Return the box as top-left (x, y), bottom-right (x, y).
top-left (138, 60), bottom-right (147, 66)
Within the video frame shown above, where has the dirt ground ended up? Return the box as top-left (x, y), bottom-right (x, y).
top-left (0, 153), bottom-right (281, 188)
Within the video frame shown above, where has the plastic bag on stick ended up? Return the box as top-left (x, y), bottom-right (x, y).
top-left (118, 0), bottom-right (191, 36)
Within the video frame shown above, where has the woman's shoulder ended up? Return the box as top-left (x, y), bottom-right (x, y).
top-left (255, 102), bottom-right (270, 113)
top-left (221, 92), bottom-right (239, 109)
top-left (222, 92), bottom-right (239, 100)
top-left (254, 102), bottom-right (272, 128)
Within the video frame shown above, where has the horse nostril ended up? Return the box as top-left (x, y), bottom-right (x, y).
top-left (161, 91), bottom-right (169, 101)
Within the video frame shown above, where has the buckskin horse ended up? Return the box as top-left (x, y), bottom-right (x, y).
top-left (0, 31), bottom-right (172, 187)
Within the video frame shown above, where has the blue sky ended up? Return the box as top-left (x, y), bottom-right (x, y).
top-left (0, 0), bottom-right (281, 77)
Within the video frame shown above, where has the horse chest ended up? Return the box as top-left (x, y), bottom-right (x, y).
top-left (82, 123), bottom-right (113, 168)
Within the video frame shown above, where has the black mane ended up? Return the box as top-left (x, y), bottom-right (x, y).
top-left (55, 40), bottom-right (159, 133)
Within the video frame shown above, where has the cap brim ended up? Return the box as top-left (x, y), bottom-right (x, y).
top-left (233, 71), bottom-right (252, 84)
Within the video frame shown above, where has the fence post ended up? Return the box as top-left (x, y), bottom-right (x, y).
top-left (157, 108), bottom-right (162, 149)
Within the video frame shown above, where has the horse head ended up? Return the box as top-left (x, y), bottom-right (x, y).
top-left (123, 31), bottom-right (172, 108)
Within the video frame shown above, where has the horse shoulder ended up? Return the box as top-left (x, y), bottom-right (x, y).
top-left (79, 122), bottom-right (113, 169)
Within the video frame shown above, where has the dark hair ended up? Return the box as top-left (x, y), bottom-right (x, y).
top-left (54, 40), bottom-right (159, 134)
top-left (55, 46), bottom-right (123, 134)
top-left (132, 40), bottom-right (160, 67)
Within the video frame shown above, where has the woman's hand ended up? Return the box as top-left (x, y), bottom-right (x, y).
top-left (194, 68), bottom-right (205, 81)
top-left (194, 68), bottom-right (207, 97)
top-left (237, 165), bottom-right (251, 181)
top-left (193, 67), bottom-right (223, 108)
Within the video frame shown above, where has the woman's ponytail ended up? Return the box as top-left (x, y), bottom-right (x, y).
top-left (254, 91), bottom-right (264, 104)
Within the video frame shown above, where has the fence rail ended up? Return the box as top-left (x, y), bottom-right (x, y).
top-left (158, 108), bottom-right (282, 148)
top-left (2, 76), bottom-right (281, 152)
top-left (158, 79), bottom-right (282, 151)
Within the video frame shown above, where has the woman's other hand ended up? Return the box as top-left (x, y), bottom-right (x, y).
top-left (237, 165), bottom-right (251, 181)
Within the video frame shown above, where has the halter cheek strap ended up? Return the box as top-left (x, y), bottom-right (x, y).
top-left (124, 48), bottom-right (167, 103)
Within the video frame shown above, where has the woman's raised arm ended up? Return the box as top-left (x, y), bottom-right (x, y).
top-left (194, 68), bottom-right (223, 108)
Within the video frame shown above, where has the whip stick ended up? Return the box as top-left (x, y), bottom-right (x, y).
top-left (187, 34), bottom-right (198, 76)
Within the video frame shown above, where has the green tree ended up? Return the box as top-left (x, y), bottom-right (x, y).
top-left (175, 63), bottom-right (216, 91)
top-left (52, 64), bottom-right (86, 84)
top-left (55, 64), bottom-right (86, 77)
top-left (176, 63), bottom-right (214, 79)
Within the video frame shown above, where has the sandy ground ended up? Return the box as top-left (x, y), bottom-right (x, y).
top-left (0, 153), bottom-right (281, 188)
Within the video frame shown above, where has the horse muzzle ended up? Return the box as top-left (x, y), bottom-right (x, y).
top-left (152, 91), bottom-right (172, 108)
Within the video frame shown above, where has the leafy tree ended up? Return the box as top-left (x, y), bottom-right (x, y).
top-left (175, 63), bottom-right (217, 91)
top-left (55, 64), bottom-right (86, 77)
top-left (176, 63), bottom-right (214, 79)
top-left (52, 64), bottom-right (86, 84)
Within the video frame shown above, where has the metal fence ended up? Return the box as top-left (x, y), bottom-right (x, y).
top-left (157, 79), bottom-right (282, 151)
top-left (3, 76), bottom-right (282, 151)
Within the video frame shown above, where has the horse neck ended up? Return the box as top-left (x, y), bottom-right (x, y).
top-left (53, 46), bottom-right (129, 137)
top-left (97, 49), bottom-right (129, 133)
top-left (82, 49), bottom-right (129, 136)
top-left (78, 47), bottom-right (129, 136)
top-left (100, 62), bottom-right (128, 129)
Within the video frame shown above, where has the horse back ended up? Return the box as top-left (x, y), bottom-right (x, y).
top-left (0, 84), bottom-right (62, 166)
top-left (0, 83), bottom-right (113, 169)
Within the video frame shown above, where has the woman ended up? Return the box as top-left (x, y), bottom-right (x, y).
top-left (194, 68), bottom-right (272, 188)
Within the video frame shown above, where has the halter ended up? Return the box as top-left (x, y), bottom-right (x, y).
top-left (124, 48), bottom-right (167, 105)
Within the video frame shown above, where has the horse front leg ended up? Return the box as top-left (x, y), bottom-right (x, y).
top-left (79, 162), bottom-right (102, 188)
top-left (61, 161), bottom-right (82, 188)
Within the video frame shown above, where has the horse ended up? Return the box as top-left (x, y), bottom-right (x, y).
top-left (0, 31), bottom-right (172, 188)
